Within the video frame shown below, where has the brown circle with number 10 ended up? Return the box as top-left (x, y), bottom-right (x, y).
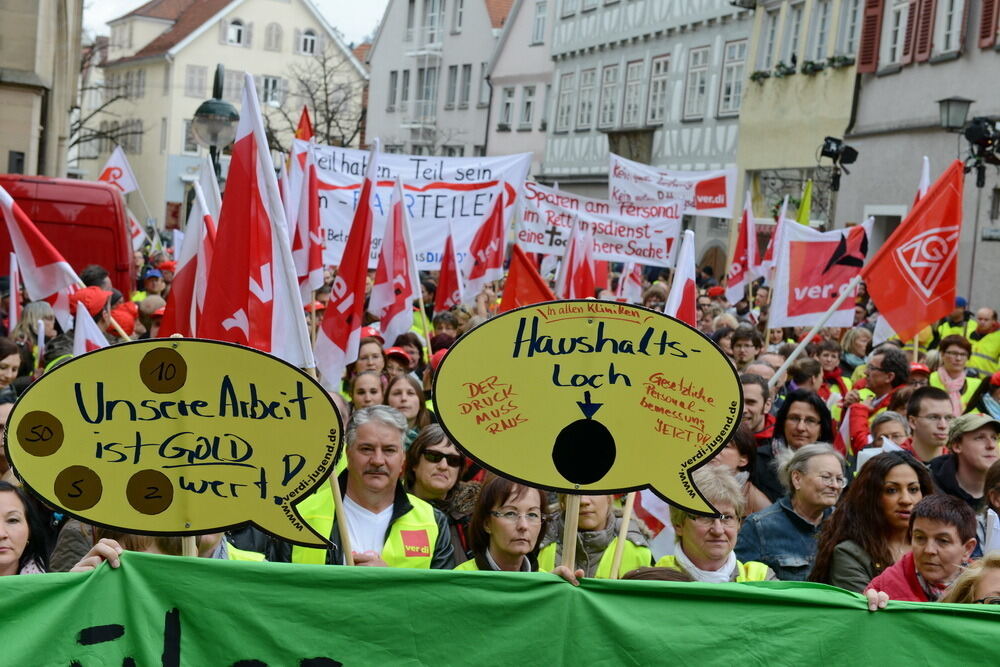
top-left (126, 469), bottom-right (174, 515)
top-left (139, 347), bottom-right (188, 394)
top-left (54, 465), bottom-right (103, 511)
top-left (16, 411), bottom-right (64, 457)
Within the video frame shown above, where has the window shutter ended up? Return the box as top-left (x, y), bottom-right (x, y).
top-left (279, 78), bottom-right (289, 104)
top-left (254, 74), bottom-right (263, 100)
top-left (914, 0), bottom-right (937, 61)
top-left (901, 0), bottom-right (919, 63)
top-left (219, 19), bottom-right (228, 44)
top-left (857, 0), bottom-right (885, 73)
top-left (980, 0), bottom-right (999, 47)
top-left (294, 28), bottom-right (302, 54)
top-left (958, 0), bottom-right (971, 53)
top-left (245, 22), bottom-right (254, 48)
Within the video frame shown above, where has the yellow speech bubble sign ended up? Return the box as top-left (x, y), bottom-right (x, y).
top-left (434, 301), bottom-right (742, 514)
top-left (6, 339), bottom-right (340, 547)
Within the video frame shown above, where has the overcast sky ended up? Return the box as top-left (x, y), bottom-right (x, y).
top-left (83, 0), bottom-right (388, 45)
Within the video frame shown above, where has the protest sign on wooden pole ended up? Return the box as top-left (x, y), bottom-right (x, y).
top-left (608, 492), bottom-right (636, 580)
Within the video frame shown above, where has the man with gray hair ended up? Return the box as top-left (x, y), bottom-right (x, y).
top-left (286, 405), bottom-right (455, 568)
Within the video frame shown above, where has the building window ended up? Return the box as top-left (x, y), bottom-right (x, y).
top-left (683, 47), bottom-right (709, 120)
top-left (424, 0), bottom-right (444, 43)
top-left (265, 23), bottom-right (282, 51)
top-left (124, 71), bottom-right (134, 99)
top-left (185, 65), bottom-right (206, 98)
top-left (261, 76), bottom-right (281, 104)
top-left (884, 0), bottom-right (910, 64)
top-left (562, 0), bottom-right (580, 17)
top-left (598, 64), bottom-right (619, 128)
top-left (473, 145), bottom-right (486, 157)
top-left (784, 3), bottom-right (804, 63)
top-left (532, 1), bottom-right (547, 44)
top-left (183, 120), bottom-right (198, 154)
top-left (459, 64), bottom-right (472, 107)
top-left (442, 145), bottom-right (465, 157)
top-left (223, 68), bottom-right (243, 102)
top-left (646, 55), bottom-right (669, 124)
top-left (388, 70), bottom-right (398, 110)
top-left (622, 61), bottom-right (643, 126)
top-left (576, 68), bottom-right (596, 129)
top-left (582, 0), bottom-right (598, 11)
top-left (405, 0), bottom-right (416, 41)
top-left (411, 144), bottom-right (431, 156)
top-left (520, 86), bottom-right (535, 128)
top-left (135, 69), bottom-right (146, 98)
top-left (760, 10), bottom-right (780, 69)
top-left (416, 66), bottom-right (438, 119)
top-left (937, 0), bottom-right (966, 53)
top-left (400, 70), bottom-right (411, 110)
top-left (718, 40), bottom-right (746, 116)
top-left (540, 83), bottom-right (551, 130)
top-left (500, 87), bottom-right (515, 127)
top-left (227, 19), bottom-right (245, 45)
top-left (301, 29), bottom-right (317, 54)
top-left (478, 62), bottom-right (490, 106)
top-left (838, 0), bottom-right (863, 56)
top-left (385, 144), bottom-right (405, 154)
top-left (122, 119), bottom-right (142, 155)
top-left (811, 0), bottom-right (832, 61)
top-left (453, 0), bottom-right (464, 32)
top-left (555, 72), bottom-right (575, 131)
top-left (446, 65), bottom-right (458, 107)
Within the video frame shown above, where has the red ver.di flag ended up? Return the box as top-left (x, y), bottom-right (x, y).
top-left (768, 219), bottom-right (874, 328)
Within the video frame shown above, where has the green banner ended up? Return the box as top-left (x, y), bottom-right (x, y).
top-left (2, 552), bottom-right (998, 665)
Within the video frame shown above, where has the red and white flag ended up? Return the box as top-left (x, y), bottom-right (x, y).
top-left (725, 193), bottom-right (756, 304)
top-left (498, 244), bottom-right (555, 313)
top-left (434, 226), bottom-right (464, 315)
top-left (370, 178), bottom-right (419, 346)
top-left (555, 217), bottom-right (596, 299)
top-left (126, 210), bottom-right (148, 251)
top-left (295, 106), bottom-right (314, 141)
top-left (199, 156), bottom-right (222, 220)
top-left (664, 230), bottom-right (697, 325)
top-left (0, 185), bottom-right (80, 301)
top-left (914, 156), bottom-right (931, 205)
top-left (616, 263), bottom-right (644, 303)
top-left (8, 253), bottom-right (20, 333)
top-left (768, 219), bottom-right (873, 328)
top-left (313, 140), bottom-right (380, 389)
top-left (462, 190), bottom-right (507, 301)
top-left (755, 195), bottom-right (788, 282)
top-left (290, 142), bottom-right (325, 302)
top-left (72, 302), bottom-right (108, 355)
top-left (98, 146), bottom-right (140, 194)
top-left (159, 181), bottom-right (216, 337)
top-left (863, 160), bottom-right (964, 341)
top-left (199, 72), bottom-right (313, 368)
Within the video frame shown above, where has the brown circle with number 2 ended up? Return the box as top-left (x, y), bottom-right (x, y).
top-left (126, 469), bottom-right (174, 515)
top-left (139, 347), bottom-right (187, 394)
top-left (54, 465), bottom-right (103, 511)
top-left (16, 411), bottom-right (64, 457)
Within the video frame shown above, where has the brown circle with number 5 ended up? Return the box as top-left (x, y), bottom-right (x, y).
top-left (16, 411), bottom-right (64, 457)
top-left (54, 465), bottom-right (103, 511)
top-left (126, 469), bottom-right (174, 515)
top-left (139, 347), bottom-right (187, 394)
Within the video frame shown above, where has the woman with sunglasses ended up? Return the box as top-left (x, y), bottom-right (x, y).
top-left (404, 425), bottom-right (479, 564)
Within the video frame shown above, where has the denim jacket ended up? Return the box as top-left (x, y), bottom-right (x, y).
top-left (735, 496), bottom-right (831, 581)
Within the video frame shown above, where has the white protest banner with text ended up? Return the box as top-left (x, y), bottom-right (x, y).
top-left (296, 140), bottom-right (531, 269)
top-left (516, 181), bottom-right (682, 267)
top-left (609, 153), bottom-right (736, 219)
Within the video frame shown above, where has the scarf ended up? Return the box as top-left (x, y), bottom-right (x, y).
top-left (983, 393), bottom-right (1000, 421)
top-left (915, 568), bottom-right (954, 602)
top-left (674, 546), bottom-right (737, 583)
top-left (823, 368), bottom-right (849, 397)
top-left (18, 560), bottom-right (45, 575)
top-left (936, 367), bottom-right (966, 416)
top-left (843, 352), bottom-right (866, 370)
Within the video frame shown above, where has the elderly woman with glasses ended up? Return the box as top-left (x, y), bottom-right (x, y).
top-left (735, 444), bottom-right (845, 581)
top-left (930, 335), bottom-right (984, 415)
top-left (654, 465), bottom-right (777, 582)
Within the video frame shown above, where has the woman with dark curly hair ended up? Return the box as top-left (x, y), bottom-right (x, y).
top-left (809, 451), bottom-right (933, 592)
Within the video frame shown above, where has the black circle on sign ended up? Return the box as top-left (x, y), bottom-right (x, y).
top-left (551, 419), bottom-right (616, 486)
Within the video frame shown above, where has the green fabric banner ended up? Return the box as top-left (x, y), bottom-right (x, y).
top-left (2, 552), bottom-right (998, 665)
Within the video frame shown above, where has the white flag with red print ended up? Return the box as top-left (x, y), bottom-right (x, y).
top-left (199, 72), bottom-right (313, 368)
top-left (199, 156), bottom-right (222, 220)
top-left (370, 178), bottom-right (418, 346)
top-left (616, 263), bottom-right (644, 303)
top-left (664, 230), bottom-right (698, 325)
top-left (159, 181), bottom-right (216, 337)
top-left (755, 195), bottom-right (789, 282)
top-left (434, 227), bottom-right (464, 315)
top-left (564, 220), bottom-right (596, 299)
top-left (126, 210), bottom-right (148, 251)
top-left (72, 302), bottom-right (108, 355)
top-left (313, 140), bottom-right (380, 389)
top-left (98, 146), bottom-right (140, 194)
top-left (462, 190), bottom-right (506, 302)
top-left (0, 185), bottom-right (80, 301)
top-left (291, 142), bottom-right (325, 302)
top-left (725, 193), bottom-right (756, 304)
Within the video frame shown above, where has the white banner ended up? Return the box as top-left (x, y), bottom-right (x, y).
top-left (516, 181), bottom-right (681, 267)
top-left (295, 140), bottom-right (531, 269)
top-left (609, 153), bottom-right (736, 219)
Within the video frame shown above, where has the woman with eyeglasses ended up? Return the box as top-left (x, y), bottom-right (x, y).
top-left (736, 443), bottom-right (845, 581)
top-left (809, 451), bottom-right (933, 592)
top-left (654, 465), bottom-right (776, 582)
top-left (930, 335), bottom-right (983, 416)
top-left (939, 551), bottom-right (1000, 604)
top-left (404, 424), bottom-right (478, 564)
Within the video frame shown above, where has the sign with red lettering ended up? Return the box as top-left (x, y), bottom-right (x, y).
top-left (608, 153), bottom-right (736, 219)
top-left (516, 181), bottom-right (682, 267)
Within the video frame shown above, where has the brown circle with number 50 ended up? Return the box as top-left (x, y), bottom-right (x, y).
top-left (16, 411), bottom-right (64, 457)
top-left (139, 347), bottom-right (187, 394)
top-left (126, 469), bottom-right (174, 515)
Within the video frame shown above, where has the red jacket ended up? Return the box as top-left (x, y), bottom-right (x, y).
top-left (753, 414), bottom-right (775, 443)
top-left (865, 552), bottom-right (928, 602)
top-left (847, 385), bottom-right (902, 455)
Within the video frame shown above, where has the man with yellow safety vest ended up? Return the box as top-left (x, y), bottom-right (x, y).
top-left (281, 406), bottom-right (455, 568)
top-left (969, 308), bottom-right (1000, 377)
top-left (932, 297), bottom-right (976, 347)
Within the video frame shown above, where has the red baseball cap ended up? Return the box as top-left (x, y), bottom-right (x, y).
top-left (152, 307), bottom-right (166, 318)
top-left (157, 260), bottom-right (177, 274)
top-left (303, 301), bottom-right (326, 313)
top-left (706, 286), bottom-right (725, 298)
top-left (70, 286), bottom-right (112, 317)
top-left (910, 363), bottom-right (931, 376)
top-left (430, 348), bottom-right (448, 371)
top-left (384, 346), bottom-right (412, 364)
top-left (361, 326), bottom-right (384, 344)
top-left (109, 301), bottom-right (138, 336)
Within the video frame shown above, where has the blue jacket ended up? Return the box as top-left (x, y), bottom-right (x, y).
top-left (735, 496), bottom-right (831, 581)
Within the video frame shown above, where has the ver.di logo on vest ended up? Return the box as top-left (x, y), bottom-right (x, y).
top-left (401, 530), bottom-right (430, 557)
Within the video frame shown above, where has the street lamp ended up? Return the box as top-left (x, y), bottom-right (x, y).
top-left (937, 96), bottom-right (974, 132)
top-left (192, 64), bottom-right (239, 182)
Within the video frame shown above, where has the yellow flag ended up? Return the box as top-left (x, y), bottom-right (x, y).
top-left (796, 179), bottom-right (812, 226)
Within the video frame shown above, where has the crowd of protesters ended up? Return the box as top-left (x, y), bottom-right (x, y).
top-left (2, 250), bottom-right (1000, 613)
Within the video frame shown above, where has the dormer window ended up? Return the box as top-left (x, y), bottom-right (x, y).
top-left (227, 19), bottom-right (245, 45)
top-left (301, 29), bottom-right (317, 54)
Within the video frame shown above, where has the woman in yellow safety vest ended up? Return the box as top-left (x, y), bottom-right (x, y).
top-left (930, 335), bottom-right (983, 415)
